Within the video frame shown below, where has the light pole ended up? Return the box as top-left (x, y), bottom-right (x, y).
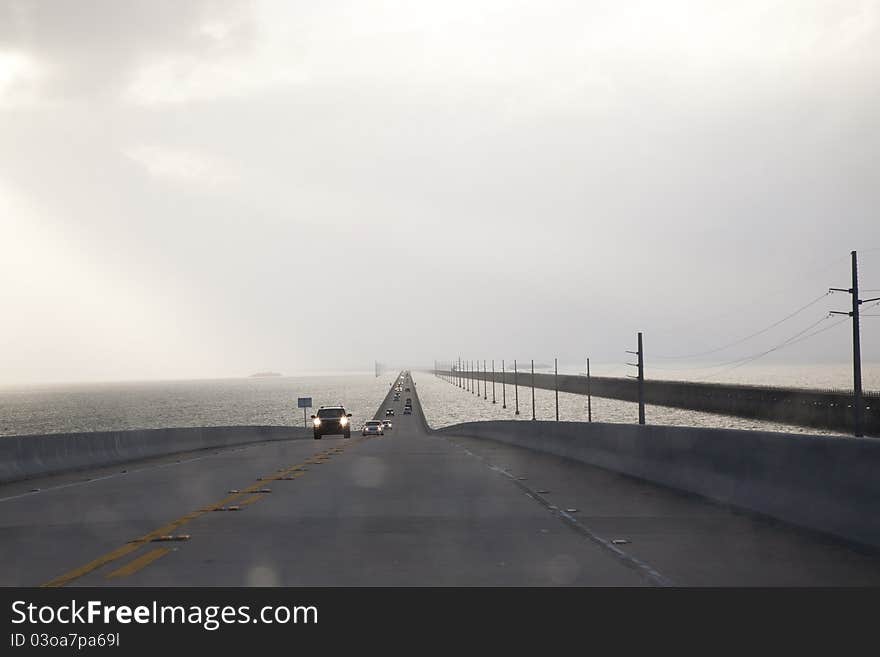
top-left (514, 359), bottom-right (519, 415)
top-left (492, 360), bottom-right (496, 404)
top-left (531, 359), bottom-right (536, 421)
top-left (554, 357), bottom-right (559, 422)
top-left (586, 357), bottom-right (592, 422)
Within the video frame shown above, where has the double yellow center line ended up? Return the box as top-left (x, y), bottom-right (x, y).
top-left (41, 440), bottom-right (360, 587)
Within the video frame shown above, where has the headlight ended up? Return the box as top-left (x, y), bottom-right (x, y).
top-left (340, 416), bottom-right (348, 426)
top-left (313, 418), bottom-right (321, 426)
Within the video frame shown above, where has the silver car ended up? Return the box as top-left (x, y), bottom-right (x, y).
top-left (362, 420), bottom-right (384, 436)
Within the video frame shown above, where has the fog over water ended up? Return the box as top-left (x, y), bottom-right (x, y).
top-left (0, 374), bottom-right (390, 436)
top-left (1, 1), bottom-right (879, 387)
top-left (1, 365), bottom-right (873, 437)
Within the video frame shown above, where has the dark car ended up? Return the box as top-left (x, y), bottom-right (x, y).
top-left (311, 406), bottom-right (352, 439)
top-left (386, 408), bottom-right (395, 416)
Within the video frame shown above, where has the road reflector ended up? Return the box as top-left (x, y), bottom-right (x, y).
top-left (152, 534), bottom-right (190, 542)
top-left (258, 488), bottom-right (272, 493)
top-left (228, 489), bottom-right (240, 494)
top-left (566, 508), bottom-right (578, 513)
top-left (536, 489), bottom-right (549, 494)
top-left (612, 538), bottom-right (630, 545)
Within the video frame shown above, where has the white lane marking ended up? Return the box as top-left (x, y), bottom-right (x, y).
top-left (455, 443), bottom-right (675, 587)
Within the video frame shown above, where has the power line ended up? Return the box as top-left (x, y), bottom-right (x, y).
top-left (701, 315), bottom-right (848, 381)
top-left (650, 254), bottom-right (850, 338)
top-left (648, 310), bottom-right (836, 375)
top-left (654, 291), bottom-right (830, 360)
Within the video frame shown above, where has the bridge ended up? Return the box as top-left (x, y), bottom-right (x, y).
top-left (435, 366), bottom-right (880, 436)
top-left (1, 372), bottom-right (879, 586)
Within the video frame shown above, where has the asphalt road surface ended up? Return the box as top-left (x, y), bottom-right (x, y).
top-left (2, 372), bottom-right (880, 586)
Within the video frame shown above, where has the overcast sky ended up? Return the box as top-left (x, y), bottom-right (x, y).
top-left (1, 0), bottom-right (879, 384)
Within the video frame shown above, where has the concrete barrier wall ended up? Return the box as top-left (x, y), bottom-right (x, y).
top-left (438, 420), bottom-right (880, 548)
top-left (0, 425), bottom-right (308, 484)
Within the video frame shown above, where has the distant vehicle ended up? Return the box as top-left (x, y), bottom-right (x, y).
top-left (311, 406), bottom-right (352, 440)
top-left (382, 420), bottom-right (393, 430)
top-left (403, 407), bottom-right (412, 415)
top-left (405, 398), bottom-right (412, 404)
top-left (405, 387), bottom-right (411, 392)
top-left (362, 420), bottom-right (384, 436)
top-left (386, 408), bottom-right (395, 416)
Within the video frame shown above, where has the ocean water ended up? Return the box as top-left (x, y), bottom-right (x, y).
top-left (0, 374), bottom-right (392, 437)
top-left (1, 364), bottom-right (876, 438)
top-left (413, 368), bottom-right (873, 436)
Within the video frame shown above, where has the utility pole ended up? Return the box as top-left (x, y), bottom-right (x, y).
top-left (491, 360), bottom-right (496, 404)
top-left (502, 360), bottom-right (507, 409)
top-left (514, 359), bottom-right (520, 415)
top-left (586, 357), bottom-right (592, 423)
top-left (531, 359), bottom-right (536, 421)
top-left (830, 250), bottom-right (880, 437)
top-left (483, 360), bottom-right (488, 400)
top-left (554, 357), bottom-right (559, 422)
top-left (627, 333), bottom-right (645, 425)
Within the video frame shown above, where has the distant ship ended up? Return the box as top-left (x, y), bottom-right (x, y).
top-left (249, 371), bottom-right (282, 378)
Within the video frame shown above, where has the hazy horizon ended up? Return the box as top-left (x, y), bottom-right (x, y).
top-left (2, 1), bottom-right (879, 385)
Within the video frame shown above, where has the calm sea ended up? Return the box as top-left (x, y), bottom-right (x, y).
top-left (0, 365), bottom-right (876, 437)
top-left (0, 374), bottom-right (391, 437)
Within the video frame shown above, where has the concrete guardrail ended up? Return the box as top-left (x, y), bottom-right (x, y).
top-left (438, 420), bottom-right (880, 549)
top-left (0, 425), bottom-right (307, 484)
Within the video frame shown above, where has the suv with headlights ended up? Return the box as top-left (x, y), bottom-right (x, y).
top-left (311, 406), bottom-right (352, 439)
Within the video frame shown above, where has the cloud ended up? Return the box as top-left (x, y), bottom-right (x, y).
top-left (124, 144), bottom-right (237, 185)
top-left (0, 0), bottom-right (257, 105)
top-left (0, 49), bottom-right (40, 106)
top-left (0, 0), bottom-right (878, 382)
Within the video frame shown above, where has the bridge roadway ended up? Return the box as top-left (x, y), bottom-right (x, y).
top-left (2, 372), bottom-right (880, 586)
